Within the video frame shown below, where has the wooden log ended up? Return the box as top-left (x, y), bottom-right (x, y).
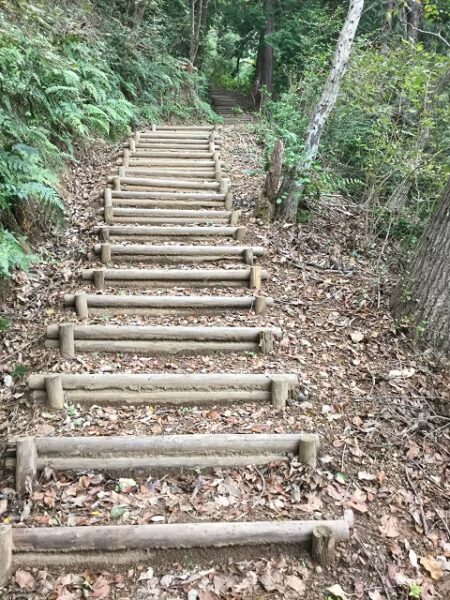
top-left (113, 176), bottom-right (121, 191)
top-left (271, 375), bottom-right (289, 409)
top-left (249, 266), bottom-right (262, 289)
top-left (129, 139), bottom-right (136, 152)
top-left (298, 434), bottom-right (320, 468)
top-left (16, 437), bottom-right (37, 493)
top-left (100, 243), bottom-right (111, 264)
top-left (74, 293), bottom-right (88, 320)
top-left (140, 132), bottom-right (218, 140)
top-left (59, 323), bottom-right (74, 358)
top-left (93, 270), bottom-right (105, 290)
top-left (129, 151), bottom-right (214, 159)
top-left (244, 249), bottom-right (254, 266)
top-left (123, 148), bottom-right (130, 168)
top-left (260, 331), bottom-right (274, 354)
top-left (12, 518), bottom-right (352, 552)
top-left (230, 210), bottom-right (240, 226)
top-left (119, 169), bottom-right (217, 179)
top-left (115, 177), bottom-right (220, 190)
top-left (311, 525), bottom-right (335, 567)
top-left (104, 188), bottom-right (113, 224)
top-left (254, 296), bottom-right (267, 315)
top-left (64, 294), bottom-right (274, 312)
top-left (45, 340), bottom-right (258, 355)
top-left (28, 373), bottom-right (298, 390)
top-left (127, 158), bottom-right (216, 166)
top-left (34, 433), bottom-right (302, 456)
top-left (47, 324), bottom-right (281, 342)
top-left (96, 226), bottom-right (242, 241)
top-left (135, 143), bottom-right (215, 151)
top-left (45, 374), bottom-right (64, 410)
top-left (32, 389), bottom-right (272, 406)
top-left (109, 208), bottom-right (234, 225)
top-left (112, 191), bottom-right (226, 201)
top-left (94, 244), bottom-right (264, 260)
top-left (0, 525), bottom-right (12, 587)
top-left (80, 268), bottom-right (269, 285)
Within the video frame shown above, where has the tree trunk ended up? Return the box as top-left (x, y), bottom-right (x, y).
top-left (392, 177), bottom-right (450, 355)
top-left (253, 0), bottom-right (274, 110)
top-left (381, 0), bottom-right (394, 51)
top-left (406, 0), bottom-right (421, 42)
top-left (254, 139), bottom-right (284, 221)
top-left (275, 0), bottom-right (365, 222)
top-left (129, 0), bottom-right (148, 29)
top-left (189, 0), bottom-right (209, 65)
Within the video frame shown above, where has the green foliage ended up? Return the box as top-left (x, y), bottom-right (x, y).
top-left (0, 0), bottom-right (214, 278)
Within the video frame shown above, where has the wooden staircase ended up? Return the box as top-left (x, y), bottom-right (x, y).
top-left (0, 124), bottom-right (353, 581)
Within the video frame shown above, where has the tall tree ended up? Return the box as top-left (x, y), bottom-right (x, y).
top-left (406, 0), bottom-right (422, 42)
top-left (275, 0), bottom-right (365, 222)
top-left (392, 177), bottom-right (450, 355)
top-left (253, 0), bottom-right (274, 109)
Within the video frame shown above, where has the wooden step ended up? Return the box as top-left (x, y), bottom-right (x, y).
top-left (110, 190), bottom-right (230, 207)
top-left (104, 208), bottom-right (240, 225)
top-left (64, 292), bottom-right (272, 317)
top-left (0, 515), bottom-right (352, 572)
top-left (113, 177), bottom-right (221, 190)
top-left (128, 151), bottom-right (214, 159)
top-left (113, 168), bottom-right (217, 179)
top-left (95, 225), bottom-right (246, 243)
top-left (10, 433), bottom-right (320, 491)
top-left (93, 243), bottom-right (263, 265)
top-left (139, 132), bottom-right (221, 140)
top-left (80, 267), bottom-right (267, 289)
top-left (28, 372), bottom-right (297, 409)
top-left (45, 324), bottom-right (281, 357)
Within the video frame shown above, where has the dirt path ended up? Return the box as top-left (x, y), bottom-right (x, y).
top-left (0, 124), bottom-right (449, 599)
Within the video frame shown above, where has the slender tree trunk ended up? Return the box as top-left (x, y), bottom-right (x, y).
top-left (406, 0), bottom-right (421, 42)
top-left (189, 0), bottom-right (209, 65)
top-left (254, 139), bottom-right (284, 221)
top-left (392, 177), bottom-right (450, 355)
top-left (253, 0), bottom-right (274, 109)
top-left (381, 0), bottom-right (394, 50)
top-left (275, 0), bottom-right (364, 222)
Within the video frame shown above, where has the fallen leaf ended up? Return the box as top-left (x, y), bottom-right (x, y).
top-left (379, 514), bottom-right (400, 538)
top-left (420, 556), bottom-right (443, 580)
top-left (138, 567), bottom-right (154, 581)
top-left (92, 575), bottom-right (110, 599)
top-left (285, 575), bottom-right (305, 594)
top-left (14, 570), bottom-right (35, 590)
top-left (358, 471), bottom-right (376, 481)
top-left (327, 583), bottom-right (350, 600)
top-left (350, 331), bottom-right (364, 343)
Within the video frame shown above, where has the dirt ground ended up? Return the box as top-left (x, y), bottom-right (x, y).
top-left (0, 125), bottom-right (449, 599)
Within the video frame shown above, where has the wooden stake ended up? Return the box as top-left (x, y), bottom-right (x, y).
top-left (45, 374), bottom-right (64, 410)
top-left (59, 323), bottom-right (75, 358)
top-left (74, 293), bottom-right (89, 320)
top-left (123, 148), bottom-right (130, 168)
top-left (93, 269), bottom-right (106, 290)
top-left (214, 159), bottom-right (222, 181)
top-left (249, 266), bottom-right (261, 289)
top-left (298, 434), bottom-right (320, 468)
top-left (100, 243), bottom-right (112, 264)
top-left (104, 189), bottom-right (113, 224)
top-left (236, 226), bottom-right (246, 242)
top-left (230, 210), bottom-right (240, 226)
top-left (118, 166), bottom-right (126, 177)
top-left (225, 191), bottom-right (233, 209)
top-left (113, 177), bottom-right (121, 191)
top-left (260, 331), bottom-right (274, 354)
top-left (16, 437), bottom-right (37, 493)
top-left (254, 296), bottom-right (267, 315)
top-left (151, 123), bottom-right (157, 132)
top-left (312, 525), bottom-right (335, 566)
top-left (244, 249), bottom-right (254, 265)
top-left (130, 139), bottom-right (136, 152)
top-left (0, 525), bottom-right (12, 587)
top-left (271, 375), bottom-right (289, 408)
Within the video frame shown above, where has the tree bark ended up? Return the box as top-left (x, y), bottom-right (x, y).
top-left (254, 139), bottom-right (284, 221)
top-left (275, 0), bottom-right (364, 222)
top-left (406, 0), bottom-right (421, 42)
top-left (253, 0), bottom-right (274, 109)
top-left (189, 0), bottom-right (210, 65)
top-left (392, 177), bottom-right (450, 355)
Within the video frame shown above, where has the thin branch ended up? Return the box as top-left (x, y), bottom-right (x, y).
top-left (412, 26), bottom-right (450, 49)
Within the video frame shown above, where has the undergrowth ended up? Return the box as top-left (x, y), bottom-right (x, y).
top-left (0, 0), bottom-right (217, 278)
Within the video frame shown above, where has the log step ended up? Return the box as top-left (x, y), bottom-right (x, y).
top-left (94, 244), bottom-right (263, 265)
top-left (0, 515), bottom-right (353, 571)
top-left (45, 324), bottom-right (282, 357)
top-left (64, 293), bottom-right (272, 317)
top-left (28, 372), bottom-right (298, 409)
top-left (96, 225), bottom-right (246, 242)
top-left (111, 177), bottom-right (221, 190)
top-left (10, 433), bottom-right (320, 491)
top-left (104, 208), bottom-right (240, 225)
top-left (80, 267), bottom-right (268, 289)
top-left (113, 168), bottom-right (217, 179)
